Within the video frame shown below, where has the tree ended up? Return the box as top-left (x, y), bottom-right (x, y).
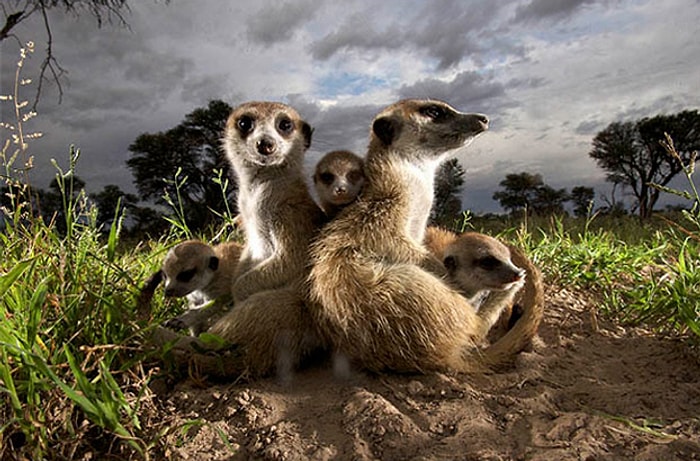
top-left (532, 185), bottom-right (569, 216)
top-left (570, 186), bottom-right (595, 217)
top-left (126, 99), bottom-right (235, 232)
top-left (492, 172), bottom-right (543, 215)
top-left (430, 158), bottom-right (465, 227)
top-left (92, 184), bottom-right (137, 228)
top-left (589, 110), bottom-right (700, 219)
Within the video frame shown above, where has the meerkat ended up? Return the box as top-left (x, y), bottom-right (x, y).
top-left (155, 240), bottom-right (243, 335)
top-left (313, 150), bottom-right (365, 217)
top-left (172, 102), bottom-right (327, 378)
top-left (442, 232), bottom-right (544, 344)
top-left (222, 101), bottom-right (325, 303)
top-left (308, 99), bottom-right (540, 374)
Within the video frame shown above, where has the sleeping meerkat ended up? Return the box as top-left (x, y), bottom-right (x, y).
top-left (156, 240), bottom-right (242, 335)
top-left (222, 101), bottom-right (325, 303)
top-left (309, 99), bottom-right (540, 373)
top-left (313, 150), bottom-right (365, 217)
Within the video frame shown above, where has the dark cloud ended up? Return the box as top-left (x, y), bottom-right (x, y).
top-left (310, 1), bottom-right (520, 69)
top-left (286, 95), bottom-right (381, 155)
top-left (246, 0), bottom-right (321, 45)
top-left (512, 0), bottom-right (600, 23)
top-left (398, 71), bottom-right (508, 115)
top-left (309, 13), bottom-right (404, 60)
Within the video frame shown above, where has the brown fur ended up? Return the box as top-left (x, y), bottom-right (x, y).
top-left (313, 150), bottom-right (365, 218)
top-left (221, 101), bottom-right (325, 303)
top-left (157, 240), bottom-right (242, 335)
top-left (424, 226), bottom-right (544, 349)
top-left (198, 102), bottom-right (326, 377)
top-left (308, 99), bottom-right (499, 373)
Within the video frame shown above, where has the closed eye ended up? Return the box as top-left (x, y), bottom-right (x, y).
top-left (475, 256), bottom-right (501, 271)
top-left (176, 268), bottom-right (197, 283)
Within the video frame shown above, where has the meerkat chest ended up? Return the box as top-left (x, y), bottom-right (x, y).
top-left (397, 159), bottom-right (439, 242)
top-left (239, 184), bottom-right (278, 262)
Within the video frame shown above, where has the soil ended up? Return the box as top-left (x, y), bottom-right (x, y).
top-left (152, 285), bottom-right (700, 461)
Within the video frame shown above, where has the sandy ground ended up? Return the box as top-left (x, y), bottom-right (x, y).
top-left (151, 285), bottom-right (700, 460)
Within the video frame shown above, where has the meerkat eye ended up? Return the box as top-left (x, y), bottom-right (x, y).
top-left (475, 256), bottom-right (501, 271)
top-left (420, 105), bottom-right (448, 121)
top-left (347, 170), bottom-right (363, 184)
top-left (318, 172), bottom-right (335, 185)
top-left (277, 116), bottom-right (294, 134)
top-left (237, 115), bottom-right (254, 134)
top-left (176, 268), bottom-right (197, 283)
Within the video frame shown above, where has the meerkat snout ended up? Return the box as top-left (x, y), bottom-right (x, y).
top-left (256, 137), bottom-right (276, 156)
top-left (474, 114), bottom-right (489, 128)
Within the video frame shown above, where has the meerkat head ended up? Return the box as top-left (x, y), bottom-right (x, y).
top-left (161, 240), bottom-right (220, 298)
top-left (369, 99), bottom-right (488, 162)
top-left (313, 150), bottom-right (365, 209)
top-left (442, 232), bottom-right (526, 299)
top-left (223, 101), bottom-right (313, 170)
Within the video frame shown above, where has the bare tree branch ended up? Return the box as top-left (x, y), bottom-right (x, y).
top-left (1, 0), bottom-right (144, 107)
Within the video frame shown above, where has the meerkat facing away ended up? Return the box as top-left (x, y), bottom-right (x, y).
top-left (222, 101), bottom-right (325, 303)
top-left (156, 240), bottom-right (242, 335)
top-left (313, 150), bottom-right (365, 217)
top-left (309, 99), bottom-right (501, 374)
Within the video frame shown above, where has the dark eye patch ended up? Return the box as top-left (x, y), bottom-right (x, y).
top-left (420, 104), bottom-right (449, 122)
top-left (318, 172), bottom-right (335, 185)
top-left (277, 116), bottom-right (294, 135)
top-left (475, 256), bottom-right (501, 271)
top-left (347, 170), bottom-right (364, 184)
top-left (237, 115), bottom-right (255, 135)
top-left (176, 268), bottom-right (197, 283)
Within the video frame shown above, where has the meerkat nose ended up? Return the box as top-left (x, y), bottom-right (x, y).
top-left (256, 137), bottom-right (276, 156)
top-left (476, 114), bottom-right (489, 128)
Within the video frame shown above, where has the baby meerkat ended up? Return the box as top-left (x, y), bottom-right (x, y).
top-left (313, 150), bottom-right (365, 217)
top-left (147, 240), bottom-right (242, 335)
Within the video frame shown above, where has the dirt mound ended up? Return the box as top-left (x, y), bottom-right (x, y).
top-left (153, 285), bottom-right (700, 460)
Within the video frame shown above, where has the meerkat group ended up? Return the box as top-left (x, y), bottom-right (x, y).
top-left (145, 98), bottom-right (544, 379)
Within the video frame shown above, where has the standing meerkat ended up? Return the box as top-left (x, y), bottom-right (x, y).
top-left (308, 99), bottom-right (538, 373)
top-left (313, 150), bottom-right (365, 217)
top-left (222, 101), bottom-right (325, 303)
top-left (182, 102), bottom-right (327, 378)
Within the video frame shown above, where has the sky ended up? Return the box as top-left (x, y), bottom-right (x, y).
top-left (1, 0), bottom-right (699, 214)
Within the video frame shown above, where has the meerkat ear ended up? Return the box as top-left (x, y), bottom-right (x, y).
top-left (208, 256), bottom-right (220, 271)
top-left (143, 270), bottom-right (164, 290)
top-left (301, 122), bottom-right (313, 149)
top-left (372, 116), bottom-right (402, 146)
top-left (443, 255), bottom-right (457, 272)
